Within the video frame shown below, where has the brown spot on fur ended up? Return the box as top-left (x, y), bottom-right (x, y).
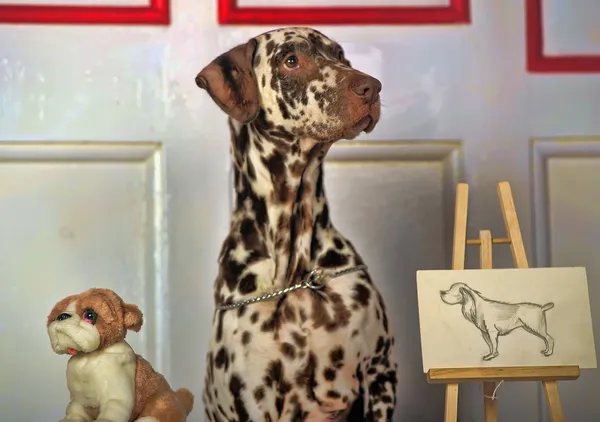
top-left (353, 283), bottom-right (371, 307)
top-left (291, 331), bottom-right (307, 348)
top-left (330, 346), bottom-right (345, 369)
top-left (310, 290), bottom-right (351, 332)
top-left (253, 386), bottom-right (265, 402)
top-left (324, 367), bottom-right (336, 381)
top-left (281, 342), bottom-right (296, 359)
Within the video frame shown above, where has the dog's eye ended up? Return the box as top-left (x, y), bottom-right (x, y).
top-left (337, 49), bottom-right (344, 61)
top-left (56, 313), bottom-right (71, 321)
top-left (284, 55), bottom-right (299, 69)
top-left (82, 309), bottom-right (98, 325)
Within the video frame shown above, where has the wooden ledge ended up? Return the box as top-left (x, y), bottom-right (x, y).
top-left (427, 366), bottom-right (581, 383)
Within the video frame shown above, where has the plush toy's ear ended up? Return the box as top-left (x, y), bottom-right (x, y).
top-left (123, 303), bottom-right (143, 332)
top-left (195, 39), bottom-right (260, 124)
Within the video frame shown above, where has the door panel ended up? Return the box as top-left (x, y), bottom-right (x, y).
top-left (532, 139), bottom-right (600, 422)
top-left (0, 143), bottom-right (167, 421)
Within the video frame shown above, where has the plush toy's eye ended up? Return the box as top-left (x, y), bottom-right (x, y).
top-left (82, 309), bottom-right (98, 325)
top-left (56, 313), bottom-right (71, 321)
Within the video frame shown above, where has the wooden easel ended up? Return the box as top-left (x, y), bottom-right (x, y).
top-left (427, 181), bottom-right (580, 422)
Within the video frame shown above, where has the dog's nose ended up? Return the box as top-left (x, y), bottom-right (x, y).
top-left (351, 76), bottom-right (382, 104)
top-left (195, 74), bottom-right (207, 89)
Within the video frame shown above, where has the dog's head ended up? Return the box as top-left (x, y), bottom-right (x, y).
top-left (440, 282), bottom-right (473, 305)
top-left (46, 288), bottom-right (143, 356)
top-left (196, 27), bottom-right (382, 143)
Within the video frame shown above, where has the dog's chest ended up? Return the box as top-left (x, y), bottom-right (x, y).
top-left (209, 279), bottom-right (367, 417)
top-left (66, 341), bottom-right (137, 407)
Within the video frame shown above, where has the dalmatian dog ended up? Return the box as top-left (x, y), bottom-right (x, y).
top-left (195, 27), bottom-right (397, 422)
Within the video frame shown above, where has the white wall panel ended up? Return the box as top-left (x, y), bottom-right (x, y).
top-left (532, 138), bottom-right (600, 422)
top-left (0, 142), bottom-right (168, 422)
top-left (542, 0), bottom-right (600, 55)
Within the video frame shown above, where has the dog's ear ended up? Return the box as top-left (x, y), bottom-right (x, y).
top-left (458, 287), bottom-right (474, 304)
top-left (123, 303), bottom-right (143, 332)
top-left (195, 40), bottom-right (260, 124)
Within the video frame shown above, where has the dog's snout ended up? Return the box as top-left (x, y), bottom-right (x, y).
top-left (57, 313), bottom-right (71, 321)
top-left (351, 76), bottom-right (382, 104)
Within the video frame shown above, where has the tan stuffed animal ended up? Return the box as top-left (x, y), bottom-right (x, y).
top-left (47, 288), bottom-right (194, 422)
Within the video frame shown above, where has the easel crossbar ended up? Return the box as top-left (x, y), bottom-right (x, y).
top-left (427, 366), bottom-right (580, 384)
top-left (466, 237), bottom-right (511, 245)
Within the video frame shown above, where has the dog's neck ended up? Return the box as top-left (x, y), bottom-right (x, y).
top-left (228, 115), bottom-right (334, 286)
top-left (214, 113), bottom-right (367, 307)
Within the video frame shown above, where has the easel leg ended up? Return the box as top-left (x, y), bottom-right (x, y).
top-left (543, 381), bottom-right (565, 422)
top-left (498, 182), bottom-right (568, 421)
top-left (443, 183), bottom-right (468, 422)
top-left (452, 183), bottom-right (469, 271)
top-left (479, 230), bottom-right (498, 422)
top-left (497, 182), bottom-right (529, 268)
top-left (483, 382), bottom-right (498, 422)
top-left (445, 383), bottom-right (459, 422)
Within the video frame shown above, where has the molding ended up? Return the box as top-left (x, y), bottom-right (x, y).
top-left (218, 0), bottom-right (470, 26)
top-left (531, 137), bottom-right (600, 268)
top-left (0, 141), bottom-right (160, 162)
top-left (0, 0), bottom-right (169, 25)
top-left (327, 140), bottom-right (462, 163)
top-left (526, 0), bottom-right (600, 73)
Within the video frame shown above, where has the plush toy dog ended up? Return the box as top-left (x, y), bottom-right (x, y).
top-left (47, 288), bottom-right (194, 422)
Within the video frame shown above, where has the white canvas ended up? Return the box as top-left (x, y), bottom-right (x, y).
top-left (416, 267), bottom-right (597, 372)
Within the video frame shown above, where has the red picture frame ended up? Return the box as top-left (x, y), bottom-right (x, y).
top-left (0, 0), bottom-right (169, 25)
top-left (526, 0), bottom-right (600, 73)
top-left (218, 0), bottom-right (470, 26)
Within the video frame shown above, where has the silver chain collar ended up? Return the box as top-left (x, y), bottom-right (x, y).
top-left (216, 264), bottom-right (368, 311)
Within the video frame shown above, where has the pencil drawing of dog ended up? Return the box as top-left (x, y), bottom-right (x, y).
top-left (440, 282), bottom-right (555, 361)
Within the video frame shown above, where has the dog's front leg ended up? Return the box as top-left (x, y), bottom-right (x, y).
top-left (483, 329), bottom-right (500, 361)
top-left (93, 398), bottom-right (134, 422)
top-left (92, 360), bottom-right (136, 422)
top-left (481, 331), bottom-right (493, 355)
top-left (59, 400), bottom-right (93, 422)
top-left (362, 340), bottom-right (398, 421)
